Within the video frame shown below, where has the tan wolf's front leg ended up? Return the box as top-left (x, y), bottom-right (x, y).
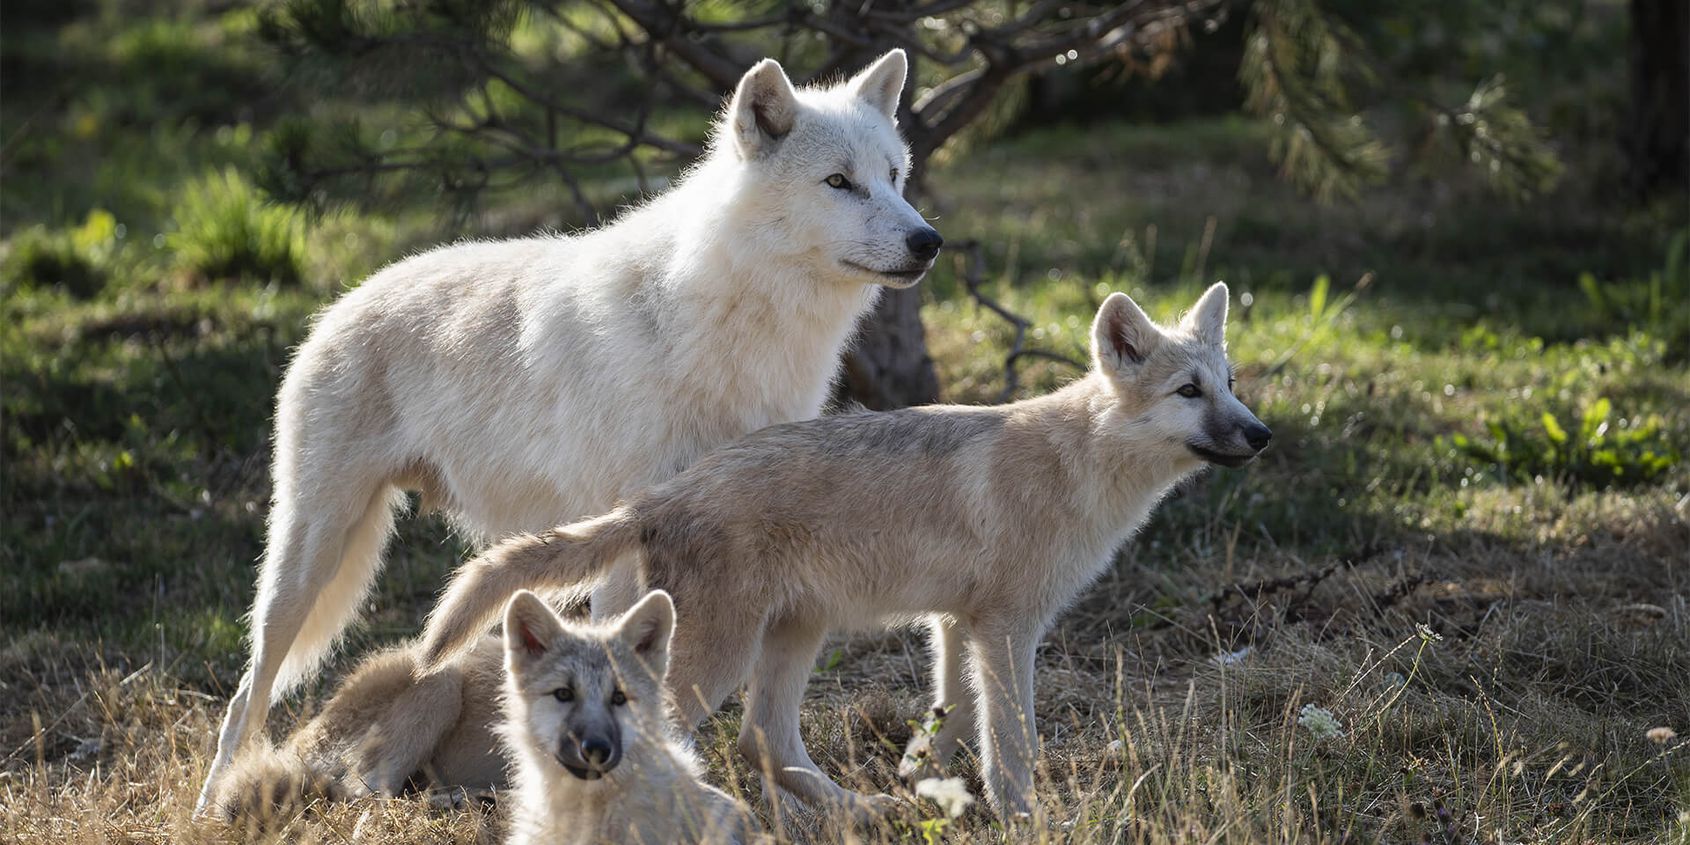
top-left (971, 623), bottom-right (1042, 819)
top-left (900, 614), bottom-right (976, 780)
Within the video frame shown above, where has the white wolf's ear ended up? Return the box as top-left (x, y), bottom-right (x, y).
top-left (730, 59), bottom-right (799, 159)
top-left (846, 49), bottom-right (907, 118)
top-left (1092, 292), bottom-right (1161, 374)
top-left (503, 590), bottom-right (565, 669)
top-left (615, 590), bottom-right (675, 672)
top-left (1185, 282), bottom-right (1230, 346)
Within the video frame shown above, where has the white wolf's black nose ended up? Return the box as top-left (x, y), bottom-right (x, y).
top-left (906, 228), bottom-right (943, 261)
top-left (1244, 423), bottom-right (1272, 451)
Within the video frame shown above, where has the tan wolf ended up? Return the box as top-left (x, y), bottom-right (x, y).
top-left (418, 283), bottom-right (1269, 818)
top-left (499, 589), bottom-right (749, 845)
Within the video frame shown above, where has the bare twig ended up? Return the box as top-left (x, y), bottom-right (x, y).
top-left (952, 240), bottom-right (1087, 403)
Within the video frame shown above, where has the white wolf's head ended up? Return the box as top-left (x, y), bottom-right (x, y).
top-left (500, 589), bottom-right (674, 781)
top-left (713, 49), bottom-right (942, 288)
top-left (1089, 283), bottom-right (1272, 467)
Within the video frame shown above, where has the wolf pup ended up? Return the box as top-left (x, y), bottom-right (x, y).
top-left (500, 589), bottom-right (749, 845)
top-left (208, 636), bottom-right (508, 823)
top-left (417, 283), bottom-right (1269, 819)
top-left (199, 49), bottom-right (942, 810)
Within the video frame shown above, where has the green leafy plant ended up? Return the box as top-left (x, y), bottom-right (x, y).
top-left (1577, 231), bottom-right (1690, 352)
top-left (1448, 397), bottom-right (1680, 488)
top-left (170, 167), bottom-right (305, 285)
top-left (1, 210), bottom-right (121, 298)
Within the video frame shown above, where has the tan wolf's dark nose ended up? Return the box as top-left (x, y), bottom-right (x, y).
top-left (1245, 423), bottom-right (1272, 451)
top-left (906, 228), bottom-right (943, 261)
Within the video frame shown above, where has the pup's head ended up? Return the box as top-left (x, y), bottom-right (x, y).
top-left (500, 589), bottom-right (675, 781)
top-left (715, 49), bottom-right (941, 288)
top-left (1089, 282), bottom-right (1271, 467)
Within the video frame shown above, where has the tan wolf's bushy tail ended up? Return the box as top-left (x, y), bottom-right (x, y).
top-left (208, 740), bottom-right (347, 828)
top-left (418, 507), bottom-right (643, 673)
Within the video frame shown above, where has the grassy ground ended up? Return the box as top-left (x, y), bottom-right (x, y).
top-left (4, 3), bottom-right (1690, 843)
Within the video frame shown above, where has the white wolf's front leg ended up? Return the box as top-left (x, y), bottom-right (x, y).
top-left (899, 614), bottom-right (976, 780)
top-left (971, 622), bottom-right (1042, 819)
top-left (588, 552), bottom-right (645, 620)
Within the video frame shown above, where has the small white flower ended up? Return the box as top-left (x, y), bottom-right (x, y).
top-left (1105, 738), bottom-right (1125, 756)
top-left (1212, 645), bottom-right (1253, 666)
top-left (1298, 703), bottom-right (1344, 741)
top-left (915, 776), bottom-right (975, 819)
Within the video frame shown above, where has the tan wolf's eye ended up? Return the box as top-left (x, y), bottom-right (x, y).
top-left (610, 689), bottom-right (627, 706)
top-left (552, 687), bottom-right (573, 703)
top-left (1176, 383), bottom-right (1202, 398)
top-left (825, 173), bottom-right (852, 190)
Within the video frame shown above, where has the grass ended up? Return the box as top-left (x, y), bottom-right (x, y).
top-left (3, 3), bottom-right (1689, 843)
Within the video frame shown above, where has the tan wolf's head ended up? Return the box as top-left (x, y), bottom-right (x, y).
top-left (500, 590), bottom-right (675, 780)
top-left (1090, 282), bottom-right (1272, 467)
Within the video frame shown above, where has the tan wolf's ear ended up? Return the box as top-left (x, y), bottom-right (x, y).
top-left (503, 590), bottom-right (565, 668)
top-left (614, 590), bottom-right (675, 672)
top-left (730, 59), bottom-right (798, 158)
top-left (846, 49), bottom-right (907, 118)
top-left (1092, 292), bottom-right (1160, 373)
top-left (1185, 282), bottom-right (1230, 346)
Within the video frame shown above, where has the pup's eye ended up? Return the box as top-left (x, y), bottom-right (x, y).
top-left (552, 687), bottom-right (574, 703)
top-left (1176, 384), bottom-right (1202, 398)
top-left (610, 689), bottom-right (627, 706)
top-left (825, 173), bottom-right (852, 190)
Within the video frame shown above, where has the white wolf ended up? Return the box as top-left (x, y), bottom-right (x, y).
top-left (198, 49), bottom-right (942, 810)
top-left (417, 283), bottom-right (1272, 819)
top-left (501, 589), bottom-right (749, 845)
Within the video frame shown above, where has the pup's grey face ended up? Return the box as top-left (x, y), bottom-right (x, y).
top-left (501, 591), bottom-right (675, 782)
top-left (1091, 284), bottom-right (1272, 467)
top-left (726, 51), bottom-right (941, 288)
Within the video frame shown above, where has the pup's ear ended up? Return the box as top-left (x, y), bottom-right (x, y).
top-left (1092, 292), bottom-right (1160, 374)
top-left (615, 590), bottom-right (675, 672)
top-left (730, 59), bottom-right (798, 159)
top-left (503, 590), bottom-right (564, 669)
top-left (846, 49), bottom-right (907, 119)
top-left (1185, 282), bottom-right (1230, 346)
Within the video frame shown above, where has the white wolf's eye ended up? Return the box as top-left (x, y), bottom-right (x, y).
top-left (1176, 383), bottom-right (1202, 398)
top-left (889, 167), bottom-right (898, 183)
top-left (825, 173), bottom-right (852, 190)
top-left (552, 687), bottom-right (574, 703)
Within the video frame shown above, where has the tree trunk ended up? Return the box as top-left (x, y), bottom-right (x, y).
top-left (1626, 0), bottom-right (1689, 199)
top-left (841, 285), bottom-right (940, 410)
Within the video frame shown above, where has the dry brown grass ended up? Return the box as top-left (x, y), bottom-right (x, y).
top-left (5, 484), bottom-right (1686, 844)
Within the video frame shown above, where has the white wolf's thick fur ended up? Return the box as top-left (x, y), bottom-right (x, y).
top-left (501, 590), bottom-right (748, 845)
top-left (419, 284), bottom-right (1271, 819)
top-left (199, 50), bottom-right (938, 810)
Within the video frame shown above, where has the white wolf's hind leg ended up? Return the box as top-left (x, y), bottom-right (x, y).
top-left (739, 618), bottom-right (892, 821)
top-left (899, 614), bottom-right (976, 780)
top-left (196, 482), bottom-right (401, 814)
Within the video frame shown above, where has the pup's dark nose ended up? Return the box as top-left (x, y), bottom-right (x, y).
top-left (1244, 423), bottom-right (1273, 451)
top-left (905, 227), bottom-right (943, 262)
top-left (580, 737), bottom-right (615, 767)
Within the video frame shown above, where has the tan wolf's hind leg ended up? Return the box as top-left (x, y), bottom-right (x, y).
top-left (739, 616), bottom-right (893, 820)
top-left (197, 483), bottom-right (402, 814)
